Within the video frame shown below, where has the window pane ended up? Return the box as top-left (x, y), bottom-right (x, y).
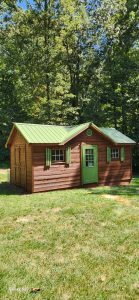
top-left (52, 150), bottom-right (55, 156)
top-left (89, 155), bottom-right (93, 160)
top-left (51, 149), bottom-right (64, 162)
top-left (85, 149), bottom-right (94, 167)
top-left (56, 150), bottom-right (59, 156)
top-left (111, 148), bottom-right (119, 159)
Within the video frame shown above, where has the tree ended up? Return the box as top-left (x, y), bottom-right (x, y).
top-left (0, 0), bottom-right (138, 168)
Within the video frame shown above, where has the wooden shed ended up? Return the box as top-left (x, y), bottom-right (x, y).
top-left (6, 122), bottom-right (136, 193)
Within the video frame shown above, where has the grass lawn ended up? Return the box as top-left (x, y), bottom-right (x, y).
top-left (0, 170), bottom-right (139, 300)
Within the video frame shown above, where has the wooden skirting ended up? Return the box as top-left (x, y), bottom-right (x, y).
top-left (33, 179), bottom-right (131, 193)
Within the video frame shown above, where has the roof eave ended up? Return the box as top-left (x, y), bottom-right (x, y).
top-left (5, 124), bottom-right (15, 148)
top-left (30, 142), bottom-right (60, 146)
top-left (117, 142), bottom-right (136, 145)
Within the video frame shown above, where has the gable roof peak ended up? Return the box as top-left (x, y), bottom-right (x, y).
top-left (5, 121), bottom-right (136, 147)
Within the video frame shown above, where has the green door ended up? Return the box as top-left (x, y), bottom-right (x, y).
top-left (82, 145), bottom-right (98, 184)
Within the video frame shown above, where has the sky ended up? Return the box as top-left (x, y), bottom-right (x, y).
top-left (17, 0), bottom-right (34, 9)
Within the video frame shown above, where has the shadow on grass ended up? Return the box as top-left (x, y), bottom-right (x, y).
top-left (87, 176), bottom-right (139, 197)
top-left (0, 182), bottom-right (26, 195)
top-left (0, 176), bottom-right (138, 197)
top-left (88, 186), bottom-right (139, 196)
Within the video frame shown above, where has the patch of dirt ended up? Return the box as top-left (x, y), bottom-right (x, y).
top-left (102, 194), bottom-right (130, 206)
top-left (16, 215), bottom-right (37, 223)
top-left (103, 194), bottom-right (118, 200)
top-left (55, 256), bottom-right (65, 264)
top-left (100, 275), bottom-right (106, 282)
top-left (0, 169), bottom-right (9, 174)
top-left (62, 293), bottom-right (71, 300)
top-left (51, 207), bottom-right (62, 213)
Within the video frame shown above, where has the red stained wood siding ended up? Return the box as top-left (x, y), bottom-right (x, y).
top-left (9, 126), bottom-right (132, 192)
top-left (74, 129), bottom-right (132, 186)
top-left (32, 143), bottom-right (81, 192)
top-left (32, 127), bottom-right (132, 192)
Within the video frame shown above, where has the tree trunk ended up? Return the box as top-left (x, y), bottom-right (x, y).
top-left (121, 91), bottom-right (127, 133)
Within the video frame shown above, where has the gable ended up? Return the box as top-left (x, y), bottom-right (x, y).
top-left (65, 125), bottom-right (116, 146)
top-left (8, 128), bottom-right (27, 146)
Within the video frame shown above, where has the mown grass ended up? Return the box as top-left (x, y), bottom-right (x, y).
top-left (0, 171), bottom-right (139, 300)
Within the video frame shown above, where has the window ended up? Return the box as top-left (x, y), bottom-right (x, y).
top-left (85, 149), bottom-right (94, 167)
top-left (51, 149), bottom-right (64, 162)
top-left (111, 148), bottom-right (119, 159)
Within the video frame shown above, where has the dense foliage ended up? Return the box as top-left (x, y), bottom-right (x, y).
top-left (0, 0), bottom-right (139, 168)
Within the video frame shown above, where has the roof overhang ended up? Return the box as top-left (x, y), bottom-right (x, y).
top-left (5, 123), bottom-right (29, 148)
top-left (5, 124), bottom-right (15, 148)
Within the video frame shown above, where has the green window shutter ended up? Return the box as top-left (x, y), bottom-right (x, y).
top-left (66, 147), bottom-right (71, 164)
top-left (46, 148), bottom-right (51, 167)
top-left (121, 146), bottom-right (125, 162)
top-left (107, 147), bottom-right (111, 163)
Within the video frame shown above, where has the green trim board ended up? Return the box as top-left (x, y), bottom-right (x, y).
top-left (121, 146), bottom-right (125, 161)
top-left (46, 148), bottom-right (51, 167)
top-left (107, 147), bottom-right (111, 163)
top-left (82, 145), bottom-right (98, 184)
top-left (6, 122), bottom-right (136, 147)
top-left (66, 147), bottom-right (71, 164)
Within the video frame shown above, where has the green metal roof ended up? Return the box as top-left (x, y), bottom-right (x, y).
top-left (11, 122), bottom-right (90, 144)
top-left (6, 122), bottom-right (136, 146)
top-left (14, 123), bottom-right (76, 144)
top-left (100, 128), bottom-right (136, 144)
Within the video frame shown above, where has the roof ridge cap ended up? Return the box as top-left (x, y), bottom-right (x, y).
top-left (14, 122), bottom-right (74, 127)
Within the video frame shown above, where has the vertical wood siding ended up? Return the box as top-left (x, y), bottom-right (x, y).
top-left (10, 131), bottom-right (32, 192)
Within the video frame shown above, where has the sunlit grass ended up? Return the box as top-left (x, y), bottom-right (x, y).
top-left (0, 170), bottom-right (139, 299)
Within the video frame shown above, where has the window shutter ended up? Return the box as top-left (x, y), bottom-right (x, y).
top-left (121, 146), bottom-right (125, 162)
top-left (107, 147), bottom-right (111, 163)
top-left (46, 148), bottom-right (51, 167)
top-left (66, 147), bottom-right (71, 164)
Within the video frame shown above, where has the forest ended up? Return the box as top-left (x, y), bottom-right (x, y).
top-left (0, 0), bottom-right (139, 169)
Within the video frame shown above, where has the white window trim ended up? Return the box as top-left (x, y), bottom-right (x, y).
top-left (51, 149), bottom-right (65, 162)
top-left (111, 148), bottom-right (119, 159)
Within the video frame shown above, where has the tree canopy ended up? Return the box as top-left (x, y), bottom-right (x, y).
top-left (0, 0), bottom-right (139, 167)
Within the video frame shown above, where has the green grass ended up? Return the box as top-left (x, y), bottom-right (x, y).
top-left (0, 171), bottom-right (139, 300)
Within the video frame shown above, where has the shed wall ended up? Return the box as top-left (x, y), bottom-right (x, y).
top-left (32, 128), bottom-right (132, 192)
top-left (74, 129), bottom-right (132, 186)
top-left (32, 143), bottom-right (81, 192)
top-left (10, 130), bottom-right (32, 192)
